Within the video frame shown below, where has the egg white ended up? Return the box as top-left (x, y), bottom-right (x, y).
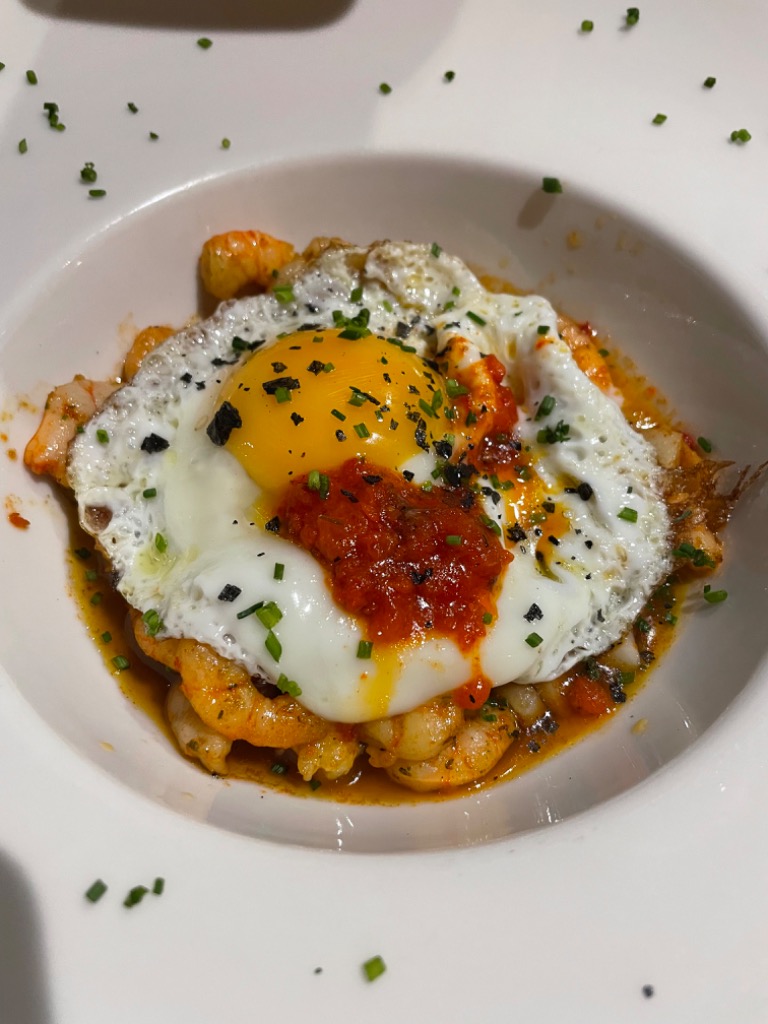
top-left (69, 241), bottom-right (670, 723)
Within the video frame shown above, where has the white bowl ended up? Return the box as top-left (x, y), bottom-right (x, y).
top-left (2, 152), bottom-right (767, 852)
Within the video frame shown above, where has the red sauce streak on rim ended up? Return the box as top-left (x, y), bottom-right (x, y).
top-left (277, 459), bottom-right (512, 649)
top-left (7, 512), bottom-right (30, 530)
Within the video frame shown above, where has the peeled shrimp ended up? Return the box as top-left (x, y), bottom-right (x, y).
top-left (384, 706), bottom-right (517, 793)
top-left (123, 324), bottom-right (175, 381)
top-left (23, 376), bottom-right (118, 485)
top-left (166, 682), bottom-right (232, 775)
top-left (295, 728), bottom-right (362, 782)
top-left (361, 696), bottom-right (465, 768)
top-left (199, 230), bottom-right (296, 300)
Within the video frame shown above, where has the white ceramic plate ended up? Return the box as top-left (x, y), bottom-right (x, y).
top-left (2, 3), bottom-right (768, 1022)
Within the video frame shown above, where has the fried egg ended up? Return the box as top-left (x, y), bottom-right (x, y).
top-left (68, 241), bottom-right (670, 722)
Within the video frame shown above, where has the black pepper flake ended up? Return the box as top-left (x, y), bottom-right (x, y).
top-left (542, 500), bottom-right (556, 513)
top-left (140, 433), bottom-right (170, 454)
top-left (585, 540), bottom-right (593, 549)
top-left (217, 584), bottom-right (242, 602)
top-left (407, 384), bottom-right (420, 395)
top-left (481, 486), bottom-right (501, 505)
top-left (335, 429), bottom-right (347, 442)
top-left (507, 522), bottom-right (527, 543)
top-left (642, 986), bottom-right (654, 999)
top-left (414, 418), bottom-right (429, 452)
top-left (211, 356), bottom-right (238, 367)
top-left (410, 567), bottom-right (433, 585)
top-left (395, 321), bottom-right (412, 339)
top-left (383, 373), bottom-right (392, 384)
top-left (524, 603), bottom-right (543, 622)
top-left (265, 516), bottom-right (280, 533)
top-left (406, 410), bottom-right (420, 423)
top-left (206, 401), bottom-right (242, 446)
top-left (528, 741), bottom-right (541, 753)
top-left (609, 680), bottom-right (627, 704)
top-left (306, 360), bottom-right (325, 375)
top-left (271, 361), bottom-right (288, 373)
top-left (340, 489), bottom-right (359, 503)
top-left (577, 481), bottom-right (594, 501)
top-left (640, 650), bottom-right (655, 665)
top-left (402, 470), bottom-right (415, 482)
top-left (362, 474), bottom-right (382, 485)
top-left (262, 376), bottom-right (300, 395)
top-left (535, 551), bottom-right (545, 563)
top-left (433, 439), bottom-right (453, 459)
top-left (195, 381), bottom-right (206, 390)
top-left (180, 372), bottom-right (192, 384)
top-left (460, 491), bottom-right (475, 509)
top-left (548, 535), bottom-right (560, 546)
top-left (290, 412), bottom-right (305, 426)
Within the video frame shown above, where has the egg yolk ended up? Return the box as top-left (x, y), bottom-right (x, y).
top-left (219, 329), bottom-right (452, 504)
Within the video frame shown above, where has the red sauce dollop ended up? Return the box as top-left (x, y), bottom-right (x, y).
top-left (277, 459), bottom-right (512, 649)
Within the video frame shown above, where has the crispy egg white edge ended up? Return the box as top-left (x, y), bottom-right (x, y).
top-left (68, 242), bottom-right (670, 723)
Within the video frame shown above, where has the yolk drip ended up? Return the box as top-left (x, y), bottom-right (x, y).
top-left (219, 329), bottom-right (453, 505)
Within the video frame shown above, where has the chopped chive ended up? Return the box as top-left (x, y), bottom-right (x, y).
top-left (96, 428), bottom-right (109, 444)
top-left (127, 101), bottom-right (139, 113)
top-left (101, 631), bottom-right (112, 643)
top-left (525, 632), bottom-right (543, 648)
top-left (619, 669), bottom-right (636, 686)
top-left (703, 585), bottom-right (728, 604)
top-left (478, 513), bottom-right (502, 537)
top-left (309, 778), bottom-right (321, 791)
top-left (445, 378), bottom-right (469, 398)
top-left (482, 612), bottom-right (493, 625)
top-left (446, 534), bottom-right (463, 546)
top-left (270, 762), bottom-right (287, 775)
top-left (542, 176), bottom-right (563, 194)
top-left (74, 547), bottom-right (91, 560)
top-left (152, 877), bottom-right (165, 895)
top-left (276, 673), bottom-right (302, 697)
top-left (430, 242), bottom-right (442, 258)
top-left (236, 601), bottom-right (264, 620)
top-left (443, 70), bottom-right (455, 82)
top-left (535, 394), bottom-right (556, 420)
top-left (625, 7), bottom-right (639, 25)
top-left (350, 286), bottom-right (363, 302)
top-left (148, 132), bottom-right (159, 140)
top-left (331, 408), bottom-right (346, 421)
top-left (348, 391), bottom-right (366, 407)
top-left (357, 640), bottom-right (373, 659)
top-left (221, 137), bottom-right (231, 149)
top-left (255, 601), bottom-right (283, 630)
top-left (580, 19), bottom-right (594, 31)
top-left (466, 310), bottom-right (486, 326)
top-left (80, 161), bottom-right (97, 183)
top-left (598, 348), bottom-right (609, 357)
top-left (353, 423), bottom-right (371, 439)
top-left (90, 593), bottom-right (102, 605)
top-left (89, 189), bottom-right (107, 198)
top-left (307, 469), bottom-right (321, 491)
top-left (142, 608), bottom-right (164, 637)
top-left (704, 76), bottom-right (716, 88)
top-left (617, 507), bottom-right (638, 523)
top-left (142, 487), bottom-right (157, 498)
top-left (274, 386), bottom-right (292, 404)
top-left (264, 630), bottom-right (282, 662)
top-left (112, 655), bottom-right (130, 671)
top-left (85, 569), bottom-right (98, 582)
top-left (155, 532), bottom-right (168, 552)
top-left (652, 113), bottom-right (667, 125)
top-left (18, 138), bottom-right (28, 154)
top-left (274, 562), bottom-right (285, 580)
top-left (537, 325), bottom-right (550, 336)
top-left (697, 436), bottom-right (713, 453)
top-left (730, 128), bottom-right (751, 143)
top-left (378, 82), bottom-right (392, 94)
top-left (85, 879), bottom-right (108, 903)
top-left (123, 885), bottom-right (149, 908)
top-left (197, 36), bottom-right (213, 48)
top-left (363, 956), bottom-right (386, 982)
top-left (26, 69), bottom-right (38, 84)
top-left (272, 283), bottom-right (295, 304)
top-left (0, 63), bottom-right (5, 71)
top-left (537, 420), bottom-right (570, 444)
